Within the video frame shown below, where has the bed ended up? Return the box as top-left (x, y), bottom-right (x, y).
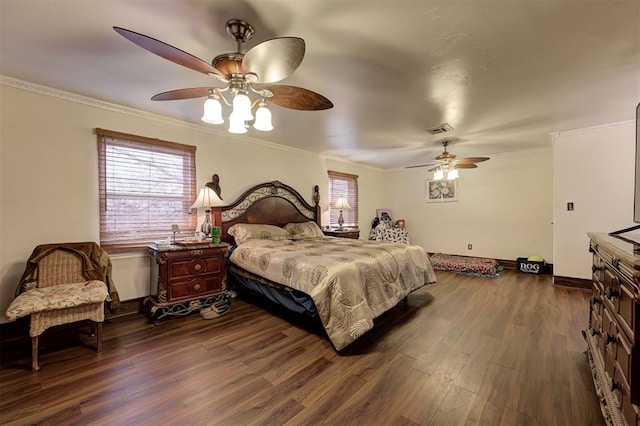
top-left (218, 180), bottom-right (437, 350)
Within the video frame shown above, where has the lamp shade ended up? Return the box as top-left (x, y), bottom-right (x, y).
top-left (433, 169), bottom-right (444, 181)
top-left (232, 92), bottom-right (253, 121)
top-left (228, 111), bottom-right (247, 134)
top-left (191, 187), bottom-right (223, 210)
top-left (201, 97), bottom-right (224, 124)
top-left (447, 168), bottom-right (459, 180)
top-left (253, 103), bottom-right (273, 131)
top-left (334, 196), bottom-right (351, 210)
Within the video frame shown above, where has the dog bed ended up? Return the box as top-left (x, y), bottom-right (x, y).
top-left (429, 253), bottom-right (503, 278)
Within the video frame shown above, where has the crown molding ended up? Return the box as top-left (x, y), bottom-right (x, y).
top-left (0, 75), bottom-right (333, 163)
top-left (551, 119), bottom-right (634, 140)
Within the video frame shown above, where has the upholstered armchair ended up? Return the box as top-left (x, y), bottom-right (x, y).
top-left (5, 242), bottom-right (119, 370)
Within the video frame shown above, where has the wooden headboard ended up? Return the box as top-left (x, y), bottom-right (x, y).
top-left (214, 180), bottom-right (321, 245)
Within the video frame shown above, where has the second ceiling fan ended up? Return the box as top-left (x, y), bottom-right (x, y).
top-left (406, 140), bottom-right (490, 179)
top-left (113, 19), bottom-right (333, 134)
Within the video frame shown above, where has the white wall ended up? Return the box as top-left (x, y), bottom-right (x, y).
top-left (553, 121), bottom-right (635, 279)
top-left (0, 84), bottom-right (388, 322)
top-left (387, 150), bottom-right (554, 262)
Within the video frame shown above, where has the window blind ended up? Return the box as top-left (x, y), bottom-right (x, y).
top-left (97, 128), bottom-right (196, 251)
top-left (328, 170), bottom-right (358, 227)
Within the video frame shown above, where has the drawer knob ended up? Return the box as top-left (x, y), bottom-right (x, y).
top-left (592, 264), bottom-right (601, 273)
top-left (193, 283), bottom-right (201, 291)
top-left (194, 264), bottom-right (202, 271)
top-left (590, 296), bottom-right (601, 305)
top-left (591, 328), bottom-right (600, 337)
top-left (611, 381), bottom-right (620, 391)
top-left (605, 287), bottom-right (619, 299)
top-left (605, 333), bottom-right (616, 345)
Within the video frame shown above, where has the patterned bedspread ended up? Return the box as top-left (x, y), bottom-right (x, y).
top-left (229, 237), bottom-right (437, 350)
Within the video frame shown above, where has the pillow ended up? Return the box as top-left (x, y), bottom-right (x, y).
top-left (284, 221), bottom-right (325, 240)
top-left (227, 223), bottom-right (290, 245)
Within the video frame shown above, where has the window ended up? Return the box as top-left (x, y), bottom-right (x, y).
top-left (97, 128), bottom-right (196, 251)
top-left (328, 170), bottom-right (358, 227)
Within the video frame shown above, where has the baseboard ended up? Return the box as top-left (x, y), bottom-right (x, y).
top-left (552, 275), bottom-right (591, 290)
top-left (106, 297), bottom-right (146, 319)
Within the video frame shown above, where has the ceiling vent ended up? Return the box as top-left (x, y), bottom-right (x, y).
top-left (425, 123), bottom-right (453, 135)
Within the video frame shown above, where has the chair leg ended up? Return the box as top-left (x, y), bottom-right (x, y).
top-left (31, 336), bottom-right (40, 371)
top-left (96, 322), bottom-right (103, 352)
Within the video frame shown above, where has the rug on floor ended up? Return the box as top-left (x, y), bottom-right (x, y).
top-left (429, 253), bottom-right (504, 278)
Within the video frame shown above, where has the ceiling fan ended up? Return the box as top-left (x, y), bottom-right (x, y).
top-left (405, 140), bottom-right (490, 179)
top-left (113, 19), bottom-right (333, 133)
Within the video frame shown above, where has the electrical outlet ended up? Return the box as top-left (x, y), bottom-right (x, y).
top-left (468, 244), bottom-right (472, 250)
top-left (567, 202), bottom-right (574, 211)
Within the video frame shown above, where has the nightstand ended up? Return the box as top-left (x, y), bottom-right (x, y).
top-left (146, 243), bottom-right (231, 322)
top-left (323, 229), bottom-right (360, 239)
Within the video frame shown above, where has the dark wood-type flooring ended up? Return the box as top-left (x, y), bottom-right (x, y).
top-left (0, 270), bottom-right (604, 425)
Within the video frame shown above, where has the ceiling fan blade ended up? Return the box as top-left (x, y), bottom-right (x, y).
top-left (151, 87), bottom-right (214, 101)
top-left (404, 164), bottom-right (431, 169)
top-left (242, 37), bottom-right (305, 83)
top-left (455, 163), bottom-right (478, 169)
top-left (457, 157), bottom-right (490, 164)
top-left (264, 85), bottom-right (333, 110)
top-left (113, 27), bottom-right (225, 80)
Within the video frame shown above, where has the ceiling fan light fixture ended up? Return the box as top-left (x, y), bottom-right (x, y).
top-left (201, 95), bottom-right (224, 125)
top-left (253, 101), bottom-right (273, 131)
top-left (114, 20), bottom-right (332, 135)
top-left (447, 169), bottom-right (459, 180)
top-left (228, 111), bottom-right (247, 134)
top-left (433, 169), bottom-right (445, 181)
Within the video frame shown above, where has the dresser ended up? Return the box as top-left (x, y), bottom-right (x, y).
top-left (323, 229), bottom-right (360, 239)
top-left (146, 243), bottom-right (230, 322)
top-left (586, 233), bottom-right (640, 426)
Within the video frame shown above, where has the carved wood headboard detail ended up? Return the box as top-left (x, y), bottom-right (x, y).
top-left (213, 179), bottom-right (321, 245)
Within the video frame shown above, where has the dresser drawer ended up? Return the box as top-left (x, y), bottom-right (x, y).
top-left (614, 330), bottom-right (633, 391)
top-left (612, 366), bottom-right (640, 426)
top-left (168, 275), bottom-right (224, 301)
top-left (591, 280), bottom-right (604, 321)
top-left (617, 281), bottom-right (637, 339)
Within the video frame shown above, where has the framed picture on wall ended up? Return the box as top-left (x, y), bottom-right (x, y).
top-left (425, 179), bottom-right (458, 202)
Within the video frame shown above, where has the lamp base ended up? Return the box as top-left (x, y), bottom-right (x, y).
top-left (338, 210), bottom-right (344, 230)
top-left (201, 209), bottom-right (213, 238)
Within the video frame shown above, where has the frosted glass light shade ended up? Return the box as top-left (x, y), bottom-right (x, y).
top-left (253, 104), bottom-right (273, 131)
top-left (447, 169), bottom-right (459, 180)
top-left (232, 93), bottom-right (253, 121)
top-left (201, 97), bottom-right (224, 124)
top-left (228, 112), bottom-right (247, 134)
top-left (433, 169), bottom-right (444, 180)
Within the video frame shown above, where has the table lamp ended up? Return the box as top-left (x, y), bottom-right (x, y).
top-left (334, 196), bottom-right (351, 230)
top-left (191, 186), bottom-right (223, 238)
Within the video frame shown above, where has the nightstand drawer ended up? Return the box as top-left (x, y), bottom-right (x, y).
top-left (168, 256), bottom-right (223, 280)
top-left (169, 275), bottom-right (224, 301)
